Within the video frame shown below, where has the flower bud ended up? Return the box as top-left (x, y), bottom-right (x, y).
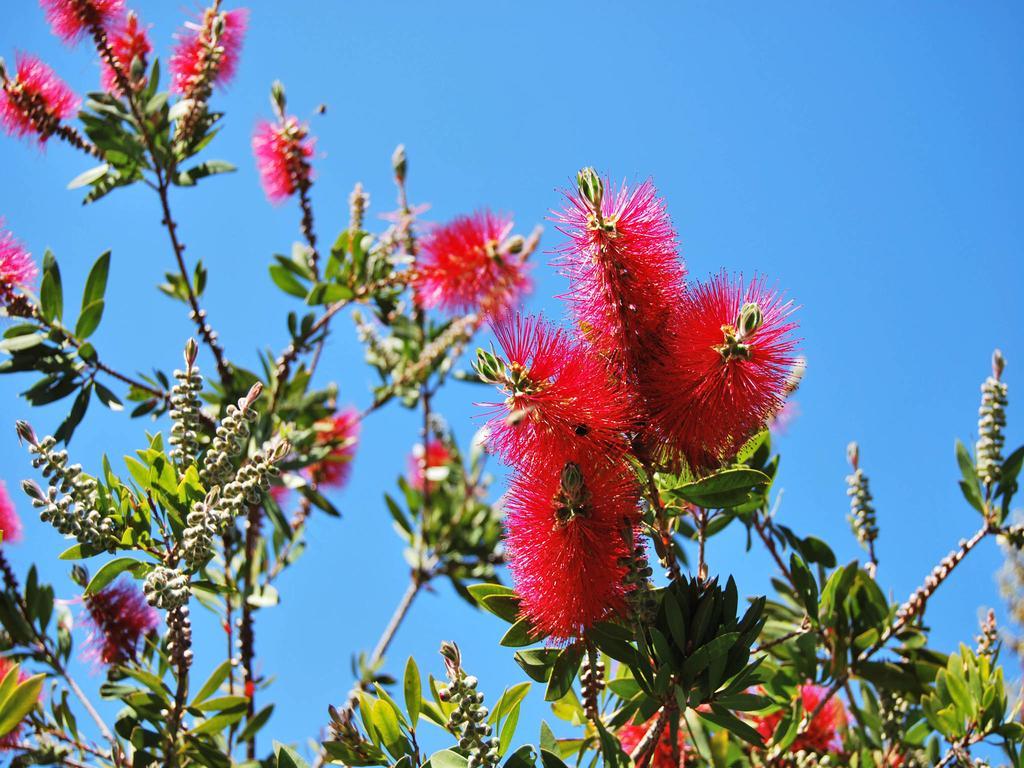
top-left (392, 144), bottom-right (407, 183)
top-left (559, 462), bottom-right (585, 500)
top-left (15, 420), bottom-right (38, 447)
top-left (737, 302), bottom-right (763, 339)
top-left (474, 347), bottom-right (507, 385)
top-left (270, 80), bottom-right (287, 120)
top-left (503, 235), bottom-right (525, 255)
top-left (184, 337), bottom-right (199, 368)
top-left (576, 167), bottom-right (603, 213)
top-left (993, 348), bottom-right (1006, 380)
top-left (846, 441), bottom-right (859, 471)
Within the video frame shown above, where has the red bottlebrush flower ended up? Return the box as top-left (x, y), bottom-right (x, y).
top-left (82, 579), bottom-right (158, 666)
top-left (100, 11), bottom-right (150, 93)
top-left (753, 684), bottom-right (847, 754)
top-left (413, 210), bottom-right (531, 319)
top-left (504, 448), bottom-right (640, 641)
top-left (170, 7), bottom-right (247, 96)
top-left (39, 0), bottom-right (124, 44)
top-left (648, 273), bottom-right (798, 473)
top-left (408, 439), bottom-right (452, 492)
top-left (0, 54), bottom-right (79, 144)
top-left (309, 408), bottom-right (360, 489)
top-left (0, 222), bottom-right (37, 308)
top-left (252, 118), bottom-right (315, 203)
top-left (618, 718), bottom-right (687, 768)
top-left (553, 171), bottom-right (685, 380)
top-left (0, 656), bottom-right (31, 747)
top-left (479, 314), bottom-right (631, 466)
top-left (0, 481), bottom-right (24, 545)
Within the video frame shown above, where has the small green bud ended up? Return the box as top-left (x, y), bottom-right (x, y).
top-left (270, 80), bottom-right (287, 120)
top-left (993, 348), bottom-right (1006, 380)
top-left (392, 144), bottom-right (407, 182)
top-left (737, 302), bottom-right (763, 339)
top-left (576, 167), bottom-right (603, 212)
top-left (504, 235), bottom-right (525, 255)
top-left (559, 462), bottom-right (585, 500)
top-left (70, 564), bottom-right (88, 588)
top-left (846, 441), bottom-right (859, 471)
top-left (184, 337), bottom-right (199, 368)
top-left (474, 347), bottom-right (507, 384)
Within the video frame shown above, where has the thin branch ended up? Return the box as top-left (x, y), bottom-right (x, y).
top-left (344, 577), bottom-right (423, 710)
top-left (629, 705), bottom-right (669, 767)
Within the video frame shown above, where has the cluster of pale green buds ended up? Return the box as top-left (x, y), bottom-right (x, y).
top-left (976, 350), bottom-right (1008, 489)
top-left (17, 422), bottom-right (114, 550)
top-left (349, 182), bottom-right (369, 233)
top-left (354, 309), bottom-right (401, 372)
top-left (200, 382), bottom-right (262, 487)
top-left (620, 528), bottom-right (656, 624)
top-left (183, 437), bottom-right (289, 571)
top-left (976, 608), bottom-right (999, 658)
top-left (579, 650), bottom-right (605, 720)
top-left (577, 166), bottom-right (615, 236)
top-left (169, 339), bottom-right (203, 467)
top-left (845, 442), bottom-right (879, 563)
top-left (437, 642), bottom-right (499, 768)
top-left (144, 566), bottom-right (190, 610)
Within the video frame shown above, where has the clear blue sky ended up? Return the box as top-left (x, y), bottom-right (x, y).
top-left (2, 1), bottom-right (1023, 760)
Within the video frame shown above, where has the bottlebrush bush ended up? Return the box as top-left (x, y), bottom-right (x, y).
top-left (0, 3), bottom-right (1023, 768)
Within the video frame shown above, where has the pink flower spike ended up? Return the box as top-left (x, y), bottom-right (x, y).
top-left (252, 118), bottom-right (315, 203)
top-left (170, 7), bottom-right (248, 96)
top-left (0, 54), bottom-right (80, 144)
top-left (39, 0), bottom-right (124, 44)
top-left (309, 407), bottom-right (360, 489)
top-left (0, 481), bottom-right (23, 545)
top-left (408, 439), bottom-right (452, 492)
top-left (413, 210), bottom-right (532, 319)
top-left (101, 11), bottom-right (151, 94)
top-left (0, 221), bottom-right (38, 308)
top-left (553, 171), bottom-right (685, 381)
top-left (82, 579), bottom-right (158, 666)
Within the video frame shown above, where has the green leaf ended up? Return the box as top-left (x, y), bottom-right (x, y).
top-left (671, 468), bottom-right (770, 509)
top-left (682, 633), bottom-right (740, 679)
top-left (274, 741), bottom-right (310, 768)
top-left (85, 557), bottom-right (150, 595)
top-left (177, 160), bottom-right (237, 186)
top-left (427, 749), bottom-right (468, 768)
top-left (699, 704), bottom-right (764, 747)
top-left (39, 250), bottom-right (63, 322)
top-left (501, 617), bottom-right (543, 648)
top-left (467, 583), bottom-right (521, 623)
top-left (502, 745), bottom-right (536, 768)
top-left (192, 660), bottom-right (232, 705)
top-left (236, 704), bottom-right (273, 744)
top-left (403, 657), bottom-right (421, 729)
top-left (75, 299), bottom-right (105, 339)
top-left (544, 644), bottom-right (584, 702)
top-left (956, 439), bottom-right (984, 512)
top-left (0, 672), bottom-right (43, 738)
top-left (269, 264), bottom-right (309, 299)
top-left (82, 251), bottom-right (111, 308)
top-left (67, 163), bottom-right (111, 190)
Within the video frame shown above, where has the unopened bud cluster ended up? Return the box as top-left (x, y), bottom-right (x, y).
top-left (200, 383), bottom-right (262, 486)
top-left (20, 425), bottom-right (114, 550)
top-left (620, 530), bottom-right (656, 624)
top-left (845, 443), bottom-right (878, 555)
top-left (349, 182), bottom-right (369, 233)
top-left (976, 608), bottom-right (999, 658)
top-left (579, 650), bottom-right (605, 720)
top-left (183, 437), bottom-right (288, 570)
top-left (169, 340), bottom-right (202, 466)
top-left (437, 642), bottom-right (498, 768)
top-left (144, 566), bottom-right (190, 610)
top-left (976, 350), bottom-right (1008, 488)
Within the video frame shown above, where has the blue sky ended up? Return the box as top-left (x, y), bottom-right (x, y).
top-left (2, 0), bottom-right (1023, 760)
